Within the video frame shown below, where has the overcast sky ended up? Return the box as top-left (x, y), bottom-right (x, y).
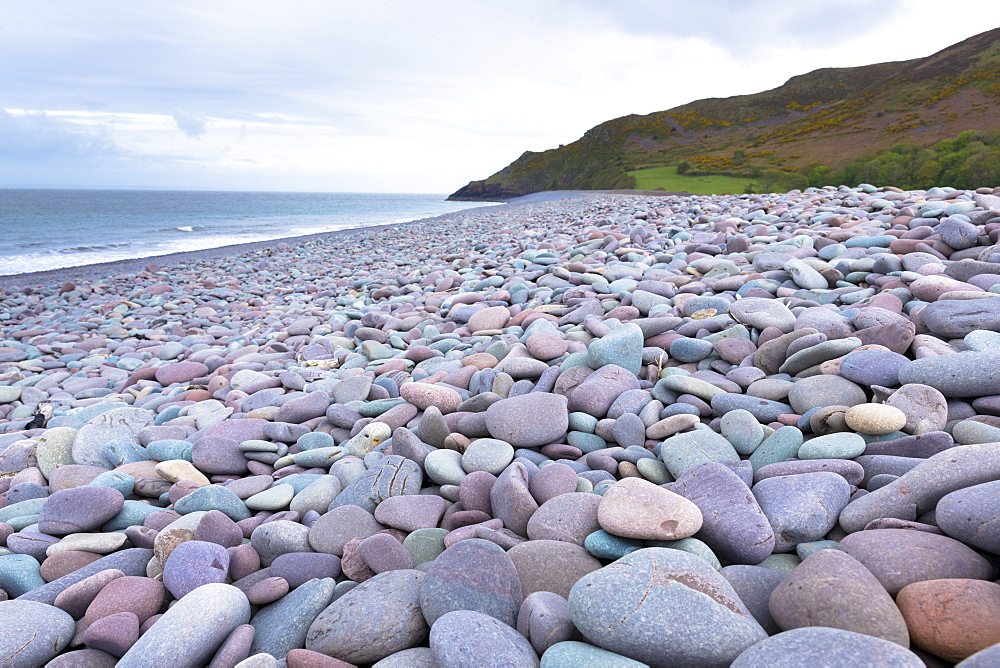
top-left (0, 1), bottom-right (993, 193)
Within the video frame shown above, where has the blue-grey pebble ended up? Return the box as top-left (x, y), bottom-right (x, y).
top-left (292, 446), bottom-right (347, 468)
top-left (660, 429), bottom-right (740, 479)
top-left (296, 432), bottom-right (335, 451)
top-left (748, 426), bottom-right (803, 472)
top-left (0, 553), bottom-right (46, 597)
top-left (730, 626), bottom-right (922, 667)
top-left (720, 564), bottom-right (787, 635)
top-left (462, 439), bottom-right (515, 475)
top-left (670, 337), bottom-right (715, 363)
top-left (0, 599), bottom-right (76, 666)
top-left (952, 419), bottom-right (1000, 445)
top-left (936, 480), bottom-right (1000, 554)
top-left (272, 473), bottom-right (325, 495)
top-left (16, 548), bottom-right (153, 605)
top-left (332, 455), bottom-right (423, 513)
top-left (251, 577), bottom-right (336, 660)
top-left (752, 472), bottom-right (851, 552)
top-left (103, 440), bottom-right (152, 467)
top-left (587, 323), bottom-right (644, 375)
top-left (839, 349), bottom-right (909, 387)
top-left (711, 394), bottom-right (793, 424)
top-left (174, 485), bottom-right (252, 521)
top-left (957, 641), bottom-right (1000, 667)
top-left (568, 412), bottom-right (598, 433)
top-left (787, 375), bottom-right (866, 415)
top-left (250, 520), bottom-right (312, 566)
top-left (306, 570), bottom-right (427, 664)
top-left (797, 432), bottom-right (866, 460)
top-left (420, 538), bottom-right (522, 627)
top-left (568, 548), bottom-right (766, 666)
top-left (584, 529), bottom-right (643, 560)
top-left (611, 413), bottom-right (646, 448)
top-left (146, 439), bottom-right (193, 462)
top-left (671, 462), bottom-right (774, 565)
top-left (103, 499), bottom-right (162, 531)
top-left (117, 583), bottom-right (250, 668)
top-left (897, 352), bottom-right (1000, 398)
top-left (796, 540), bottom-right (839, 560)
top-left (88, 470), bottom-right (136, 497)
top-left (0, 498), bottom-right (47, 524)
top-left (721, 409), bottom-right (765, 455)
top-left (607, 389), bottom-right (653, 420)
top-left (645, 536), bottom-right (722, 570)
top-left (965, 330), bottom-right (1000, 353)
top-left (541, 641), bottom-right (647, 667)
top-left (920, 297), bottom-right (1000, 338)
top-left (429, 609), bottom-right (540, 668)
top-left (567, 431), bottom-right (606, 453)
top-left (290, 476), bottom-right (343, 516)
top-left (3, 482), bottom-right (47, 505)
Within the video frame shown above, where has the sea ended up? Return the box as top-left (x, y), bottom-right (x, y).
top-left (0, 189), bottom-right (501, 276)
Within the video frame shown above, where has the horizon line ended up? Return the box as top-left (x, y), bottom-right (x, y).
top-left (0, 184), bottom-right (454, 196)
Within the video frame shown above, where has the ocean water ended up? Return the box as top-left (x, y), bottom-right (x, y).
top-left (0, 189), bottom-right (500, 276)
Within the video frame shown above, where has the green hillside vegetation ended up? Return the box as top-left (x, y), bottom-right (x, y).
top-left (450, 27), bottom-right (1000, 200)
top-left (628, 165), bottom-right (756, 195)
top-left (829, 129), bottom-right (1000, 190)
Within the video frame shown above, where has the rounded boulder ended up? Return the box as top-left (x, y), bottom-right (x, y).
top-left (568, 548), bottom-right (766, 666)
top-left (485, 392), bottom-right (568, 448)
top-left (306, 569), bottom-right (428, 665)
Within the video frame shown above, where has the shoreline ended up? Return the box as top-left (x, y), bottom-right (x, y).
top-left (502, 189), bottom-right (692, 204)
top-left (0, 209), bottom-right (492, 291)
top-left (0, 222), bottom-right (405, 290)
top-left (0, 190), bottom-right (682, 290)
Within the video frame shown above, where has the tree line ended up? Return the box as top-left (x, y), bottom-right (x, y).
top-left (678, 130), bottom-right (1000, 194)
top-left (815, 130), bottom-right (1000, 191)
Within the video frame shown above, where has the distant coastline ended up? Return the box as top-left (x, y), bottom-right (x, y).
top-left (476, 189), bottom-right (693, 204)
top-left (0, 191), bottom-right (608, 289)
top-left (0, 190), bottom-right (703, 287)
top-left (0, 190), bottom-right (499, 280)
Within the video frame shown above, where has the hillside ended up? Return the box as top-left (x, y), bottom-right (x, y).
top-left (449, 27), bottom-right (1000, 200)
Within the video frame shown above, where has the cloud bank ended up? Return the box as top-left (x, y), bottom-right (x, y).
top-left (0, 0), bottom-right (992, 192)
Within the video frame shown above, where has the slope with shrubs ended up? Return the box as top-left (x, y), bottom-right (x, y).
top-left (450, 27), bottom-right (1000, 200)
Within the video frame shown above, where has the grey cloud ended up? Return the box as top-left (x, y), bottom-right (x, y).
top-left (555, 0), bottom-right (907, 56)
top-left (173, 110), bottom-right (207, 137)
top-left (0, 108), bottom-right (119, 160)
top-left (0, 1), bottom-right (985, 192)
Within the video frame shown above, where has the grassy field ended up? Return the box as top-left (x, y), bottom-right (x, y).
top-left (627, 166), bottom-right (755, 195)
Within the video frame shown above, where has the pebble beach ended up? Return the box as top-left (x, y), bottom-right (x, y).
top-left (1, 184), bottom-right (1000, 666)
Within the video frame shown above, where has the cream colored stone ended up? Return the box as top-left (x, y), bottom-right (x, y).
top-left (47, 532), bottom-right (128, 556)
top-left (845, 404), bottom-right (907, 435)
top-left (597, 477), bottom-right (702, 540)
top-left (35, 428), bottom-right (77, 478)
top-left (155, 459), bottom-right (210, 486)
